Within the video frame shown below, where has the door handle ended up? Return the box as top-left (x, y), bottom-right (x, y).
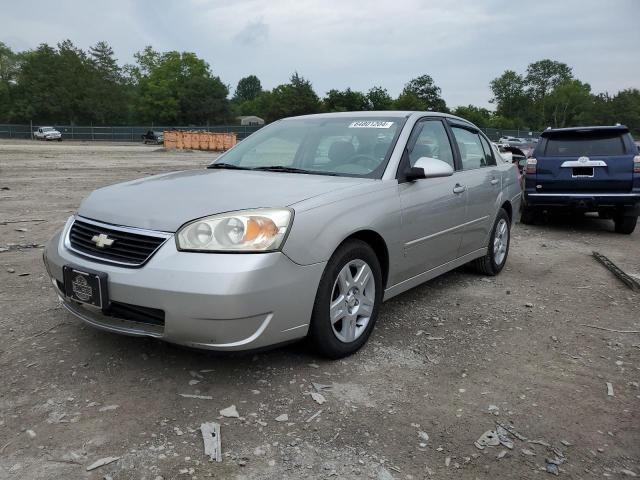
top-left (490, 178), bottom-right (499, 185)
top-left (453, 184), bottom-right (466, 194)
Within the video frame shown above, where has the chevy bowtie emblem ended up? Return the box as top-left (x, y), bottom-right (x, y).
top-left (91, 233), bottom-right (115, 248)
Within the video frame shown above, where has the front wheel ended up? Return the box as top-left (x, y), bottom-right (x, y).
top-left (471, 208), bottom-right (511, 276)
top-left (614, 215), bottom-right (637, 234)
top-left (308, 240), bottom-right (382, 359)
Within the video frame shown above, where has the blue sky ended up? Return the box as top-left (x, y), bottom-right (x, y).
top-left (2, 0), bottom-right (639, 108)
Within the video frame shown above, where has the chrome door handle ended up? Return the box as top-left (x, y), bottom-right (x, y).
top-left (453, 184), bottom-right (466, 194)
top-left (490, 178), bottom-right (499, 185)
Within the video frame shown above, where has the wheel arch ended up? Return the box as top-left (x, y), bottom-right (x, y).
top-left (500, 200), bottom-right (513, 223)
top-left (337, 230), bottom-right (390, 290)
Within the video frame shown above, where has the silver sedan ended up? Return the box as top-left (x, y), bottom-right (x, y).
top-left (43, 112), bottom-right (521, 358)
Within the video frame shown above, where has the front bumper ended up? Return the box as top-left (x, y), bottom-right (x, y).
top-left (43, 226), bottom-right (326, 351)
top-left (524, 192), bottom-right (640, 213)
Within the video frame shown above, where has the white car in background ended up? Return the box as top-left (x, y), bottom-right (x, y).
top-left (34, 126), bottom-right (62, 141)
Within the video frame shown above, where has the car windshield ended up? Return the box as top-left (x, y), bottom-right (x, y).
top-left (544, 133), bottom-right (626, 156)
top-left (210, 116), bottom-right (406, 178)
top-left (42, 127), bottom-right (54, 132)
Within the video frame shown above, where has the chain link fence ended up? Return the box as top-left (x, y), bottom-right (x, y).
top-left (0, 123), bottom-right (542, 143)
top-left (0, 124), bottom-right (262, 142)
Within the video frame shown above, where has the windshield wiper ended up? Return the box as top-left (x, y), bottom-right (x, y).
top-left (207, 163), bottom-right (252, 170)
top-left (253, 166), bottom-right (337, 175)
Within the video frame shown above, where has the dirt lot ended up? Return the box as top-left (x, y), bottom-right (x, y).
top-left (0, 140), bottom-right (639, 479)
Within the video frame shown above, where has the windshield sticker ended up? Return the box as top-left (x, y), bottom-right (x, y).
top-left (348, 121), bottom-right (394, 129)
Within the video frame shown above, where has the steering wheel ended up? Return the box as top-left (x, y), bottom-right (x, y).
top-left (349, 154), bottom-right (379, 170)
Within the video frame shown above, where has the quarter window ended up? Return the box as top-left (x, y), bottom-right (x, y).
top-left (479, 136), bottom-right (497, 166)
top-left (451, 127), bottom-right (487, 170)
top-left (408, 120), bottom-right (454, 168)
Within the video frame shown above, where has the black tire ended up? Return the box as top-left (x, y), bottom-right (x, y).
top-left (614, 215), bottom-right (637, 234)
top-left (308, 239), bottom-right (383, 359)
top-left (520, 204), bottom-right (537, 225)
top-left (57, 138), bottom-right (62, 142)
top-left (471, 208), bottom-right (511, 276)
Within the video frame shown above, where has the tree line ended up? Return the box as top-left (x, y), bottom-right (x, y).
top-left (0, 40), bottom-right (638, 133)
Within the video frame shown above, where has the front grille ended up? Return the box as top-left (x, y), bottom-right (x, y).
top-left (68, 218), bottom-right (169, 267)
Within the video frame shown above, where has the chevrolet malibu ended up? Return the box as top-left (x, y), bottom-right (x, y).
top-left (43, 112), bottom-right (522, 358)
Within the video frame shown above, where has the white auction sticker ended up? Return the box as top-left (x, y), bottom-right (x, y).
top-left (348, 121), bottom-right (394, 129)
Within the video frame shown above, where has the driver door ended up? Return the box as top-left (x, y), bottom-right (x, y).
top-left (398, 119), bottom-right (466, 279)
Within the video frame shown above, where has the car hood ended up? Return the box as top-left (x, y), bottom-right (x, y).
top-left (78, 169), bottom-right (372, 232)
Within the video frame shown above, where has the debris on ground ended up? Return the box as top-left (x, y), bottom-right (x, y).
top-left (521, 448), bottom-right (536, 456)
top-left (497, 449), bottom-right (507, 459)
top-left (496, 425), bottom-right (514, 449)
top-left (200, 422), bottom-right (222, 462)
top-left (592, 251), bottom-right (640, 291)
top-left (474, 430), bottom-right (500, 449)
top-left (26, 430), bottom-right (36, 438)
top-left (496, 422), bottom-right (528, 441)
top-left (607, 382), bottom-right (615, 397)
top-left (620, 468), bottom-right (638, 477)
top-left (178, 394), bottom-right (212, 400)
top-left (98, 405), bottom-right (119, 412)
top-left (312, 382), bottom-right (332, 392)
top-left (310, 392), bottom-right (326, 405)
top-left (275, 414), bottom-right (288, 422)
top-left (306, 410), bottom-right (323, 423)
top-left (86, 456), bottom-right (120, 471)
top-left (220, 405), bottom-right (239, 418)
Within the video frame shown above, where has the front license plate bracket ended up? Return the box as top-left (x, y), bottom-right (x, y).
top-left (63, 266), bottom-right (109, 308)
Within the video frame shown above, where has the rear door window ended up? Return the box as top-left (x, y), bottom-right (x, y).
top-left (451, 127), bottom-right (486, 170)
top-left (544, 134), bottom-right (626, 156)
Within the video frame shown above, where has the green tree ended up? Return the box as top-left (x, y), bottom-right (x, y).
top-left (400, 74), bottom-right (447, 111)
top-left (452, 105), bottom-right (493, 127)
top-left (489, 70), bottom-right (530, 122)
top-left (546, 79), bottom-right (592, 128)
top-left (133, 48), bottom-right (230, 124)
top-left (393, 92), bottom-right (424, 110)
top-left (233, 75), bottom-right (262, 103)
top-left (256, 73), bottom-right (320, 122)
top-left (323, 88), bottom-right (369, 112)
top-left (87, 41), bottom-right (130, 124)
top-left (367, 86), bottom-right (393, 110)
top-left (610, 88), bottom-right (640, 135)
top-left (0, 42), bottom-right (19, 122)
top-left (525, 59), bottom-right (573, 126)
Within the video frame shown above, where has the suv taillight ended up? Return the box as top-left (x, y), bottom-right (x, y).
top-left (525, 158), bottom-right (537, 175)
top-left (634, 155), bottom-right (640, 174)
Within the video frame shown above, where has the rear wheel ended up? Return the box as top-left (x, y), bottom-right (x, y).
top-left (471, 208), bottom-right (511, 276)
top-left (308, 240), bottom-right (382, 359)
top-left (614, 215), bottom-right (637, 234)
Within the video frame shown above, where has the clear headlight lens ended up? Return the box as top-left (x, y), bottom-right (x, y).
top-left (176, 208), bottom-right (293, 252)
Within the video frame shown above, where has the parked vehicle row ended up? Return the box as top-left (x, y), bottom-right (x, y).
top-left (43, 111), bottom-right (521, 358)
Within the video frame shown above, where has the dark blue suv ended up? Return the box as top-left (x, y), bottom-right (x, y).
top-left (521, 125), bottom-right (640, 234)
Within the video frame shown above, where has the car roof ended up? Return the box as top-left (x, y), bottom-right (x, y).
top-left (284, 111), bottom-right (482, 131)
top-left (286, 111), bottom-right (461, 121)
top-left (541, 125), bottom-right (629, 137)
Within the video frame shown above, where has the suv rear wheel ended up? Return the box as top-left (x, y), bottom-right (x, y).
top-left (614, 215), bottom-right (637, 234)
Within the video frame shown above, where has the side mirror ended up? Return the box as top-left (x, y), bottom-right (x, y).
top-left (406, 157), bottom-right (454, 181)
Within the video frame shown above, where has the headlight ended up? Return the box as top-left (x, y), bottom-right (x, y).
top-left (176, 208), bottom-right (293, 252)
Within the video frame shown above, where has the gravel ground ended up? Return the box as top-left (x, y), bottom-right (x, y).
top-left (0, 140), bottom-right (639, 479)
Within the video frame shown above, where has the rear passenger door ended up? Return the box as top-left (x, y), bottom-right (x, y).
top-left (448, 123), bottom-right (501, 256)
top-left (397, 119), bottom-right (466, 279)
